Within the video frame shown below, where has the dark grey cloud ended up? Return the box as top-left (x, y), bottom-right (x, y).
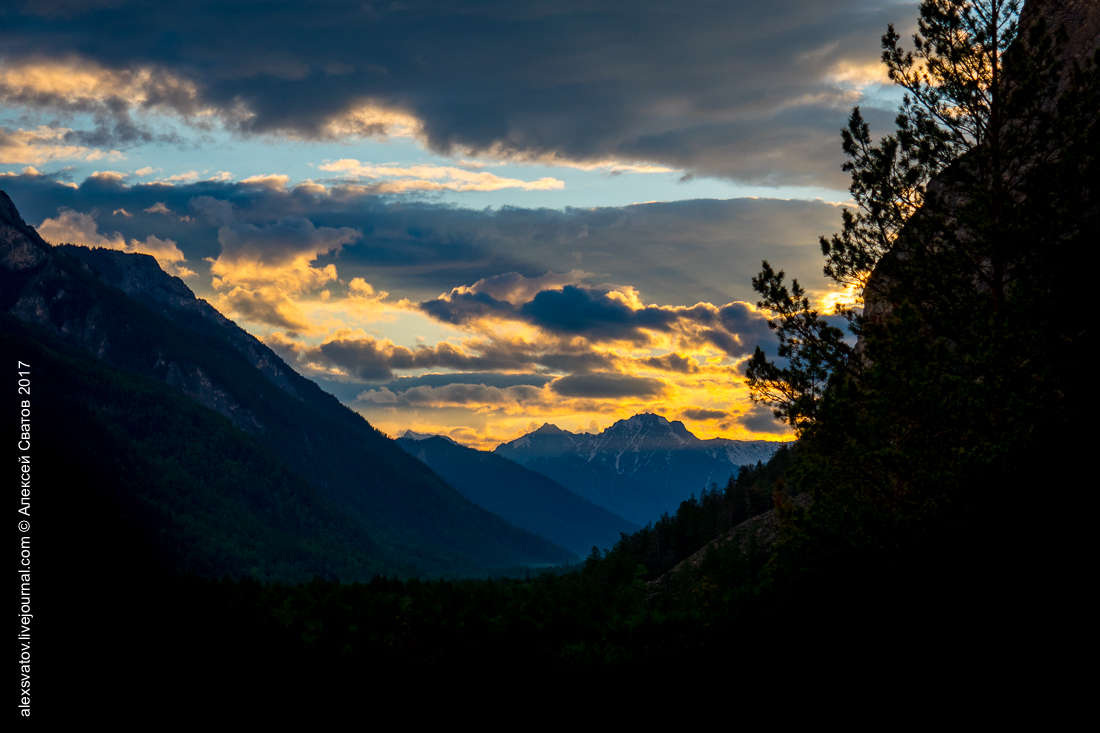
top-left (0, 173), bottom-right (852, 307)
top-left (267, 331), bottom-right (541, 383)
top-left (0, 1), bottom-right (917, 184)
top-left (550, 373), bottom-right (669, 400)
top-left (521, 286), bottom-right (677, 339)
top-left (205, 206), bottom-right (360, 270)
top-left (420, 289), bottom-right (516, 325)
top-left (418, 281), bottom-right (776, 357)
top-left (640, 353), bottom-right (700, 373)
top-left (309, 370), bottom-right (557, 405)
top-left (356, 382), bottom-right (548, 408)
top-left (736, 402), bottom-right (789, 434)
top-left (265, 323), bottom-right (630, 384)
top-left (679, 407), bottom-right (727, 421)
top-left (376, 372), bottom-right (554, 392)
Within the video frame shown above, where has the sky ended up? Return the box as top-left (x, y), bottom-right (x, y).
top-left (0, 0), bottom-right (918, 449)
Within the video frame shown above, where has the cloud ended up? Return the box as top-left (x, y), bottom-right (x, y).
top-left (87, 170), bottom-right (127, 185)
top-left (357, 382), bottom-right (547, 408)
top-left (550, 373), bottom-right (669, 399)
top-left (319, 160), bottom-right (564, 192)
top-left (35, 208), bottom-right (194, 277)
top-left (679, 407), bottom-right (728, 421)
top-left (371, 372), bottom-right (555, 392)
top-left (0, 58), bottom-right (205, 113)
top-left (735, 403), bottom-right (789, 434)
top-left (0, 173), bottom-right (846, 308)
top-left (420, 280), bottom-right (774, 357)
top-left (266, 328), bottom-right (551, 382)
top-left (208, 225), bottom-right (348, 292)
top-left (442, 270), bottom-right (592, 305)
top-left (164, 171), bottom-right (199, 183)
top-left (217, 286), bottom-right (314, 332)
top-left (0, 166), bottom-right (42, 178)
top-left (0, 57), bottom-right (210, 140)
top-left (36, 207), bottom-right (123, 248)
top-left (0, 172), bottom-right (829, 361)
top-left (349, 369), bottom-right (680, 427)
top-left (350, 378), bottom-right (662, 418)
top-left (239, 174), bottom-right (290, 189)
top-left (641, 353), bottom-right (700, 373)
top-left (0, 126), bottom-right (115, 165)
top-left (0, 2), bottom-right (913, 186)
top-left (340, 277), bottom-right (390, 316)
top-left (320, 103), bottom-right (423, 139)
top-left (0, 58), bottom-right (211, 149)
top-left (192, 198), bottom-right (360, 329)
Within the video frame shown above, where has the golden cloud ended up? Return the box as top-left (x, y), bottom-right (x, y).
top-left (0, 125), bottom-right (118, 165)
top-left (341, 277), bottom-right (391, 316)
top-left (321, 103), bottom-right (423, 139)
top-left (206, 215), bottom-right (357, 294)
top-left (36, 208), bottom-right (195, 277)
top-left (421, 276), bottom-right (774, 359)
top-left (239, 174), bottom-right (290, 189)
top-left (215, 286), bottom-right (316, 334)
top-left (0, 58), bottom-right (213, 118)
top-left (319, 159), bottom-right (564, 192)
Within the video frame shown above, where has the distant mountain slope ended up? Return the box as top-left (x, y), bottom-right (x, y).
top-left (4, 313), bottom-right (401, 582)
top-left (495, 414), bottom-right (787, 525)
top-left (1, 189), bottom-right (572, 578)
top-left (397, 435), bottom-right (638, 556)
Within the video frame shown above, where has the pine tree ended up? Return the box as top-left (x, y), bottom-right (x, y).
top-left (749, 0), bottom-right (1096, 447)
top-left (746, 0), bottom-right (1098, 626)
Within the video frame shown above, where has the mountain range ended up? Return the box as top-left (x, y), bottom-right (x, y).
top-left (2, 187), bottom-right (788, 580)
top-left (1, 189), bottom-right (573, 581)
top-left (396, 433), bottom-right (638, 556)
top-left (494, 415), bottom-right (786, 525)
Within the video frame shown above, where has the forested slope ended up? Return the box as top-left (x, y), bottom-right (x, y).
top-left (2, 190), bottom-right (573, 579)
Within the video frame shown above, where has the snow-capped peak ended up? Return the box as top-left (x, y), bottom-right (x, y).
top-left (400, 430), bottom-right (458, 444)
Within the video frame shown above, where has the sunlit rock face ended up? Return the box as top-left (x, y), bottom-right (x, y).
top-left (0, 196), bottom-right (274, 432)
top-left (495, 413), bottom-right (787, 525)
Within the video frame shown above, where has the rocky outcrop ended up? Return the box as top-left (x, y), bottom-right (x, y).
top-left (1, 191), bottom-right (272, 433)
top-left (56, 244), bottom-right (303, 401)
top-left (164, 362), bottom-right (264, 434)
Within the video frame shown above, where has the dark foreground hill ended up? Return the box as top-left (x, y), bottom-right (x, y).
top-left (397, 433), bottom-right (639, 556)
top-left (1, 189), bottom-right (573, 582)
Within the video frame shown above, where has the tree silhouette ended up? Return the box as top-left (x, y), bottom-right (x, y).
top-left (746, 0), bottom-right (1098, 610)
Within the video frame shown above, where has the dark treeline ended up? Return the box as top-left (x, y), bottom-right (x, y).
top-left (55, 449), bottom-right (791, 700)
top-left (609, 445), bottom-right (792, 578)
